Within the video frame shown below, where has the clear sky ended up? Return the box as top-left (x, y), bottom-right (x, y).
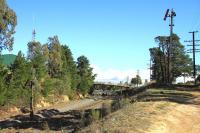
top-left (4, 0), bottom-right (200, 82)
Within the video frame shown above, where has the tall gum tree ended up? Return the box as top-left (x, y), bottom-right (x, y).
top-left (0, 0), bottom-right (17, 52)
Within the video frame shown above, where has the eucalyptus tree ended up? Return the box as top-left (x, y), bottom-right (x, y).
top-left (150, 34), bottom-right (192, 83)
top-left (0, 0), bottom-right (17, 52)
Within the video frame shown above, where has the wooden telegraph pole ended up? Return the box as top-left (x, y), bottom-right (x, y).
top-left (185, 31), bottom-right (200, 84)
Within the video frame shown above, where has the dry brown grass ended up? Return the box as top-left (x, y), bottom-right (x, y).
top-left (2, 88), bottom-right (200, 133)
top-left (80, 88), bottom-right (200, 133)
top-left (80, 101), bottom-right (174, 133)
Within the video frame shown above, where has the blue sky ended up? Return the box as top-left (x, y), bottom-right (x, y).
top-left (4, 0), bottom-right (200, 82)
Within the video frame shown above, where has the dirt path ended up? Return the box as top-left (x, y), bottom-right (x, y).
top-left (0, 98), bottom-right (108, 132)
top-left (148, 104), bottom-right (200, 133)
top-left (80, 89), bottom-right (200, 133)
top-left (0, 98), bottom-right (104, 121)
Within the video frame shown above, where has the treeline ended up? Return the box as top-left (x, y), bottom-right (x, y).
top-left (0, 36), bottom-right (96, 107)
top-left (149, 34), bottom-right (192, 84)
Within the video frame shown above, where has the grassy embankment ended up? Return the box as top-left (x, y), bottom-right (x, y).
top-left (80, 87), bottom-right (200, 133)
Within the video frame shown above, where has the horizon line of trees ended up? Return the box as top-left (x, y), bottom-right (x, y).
top-left (131, 75), bottom-right (142, 87)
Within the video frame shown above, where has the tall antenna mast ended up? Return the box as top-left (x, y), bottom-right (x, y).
top-left (164, 9), bottom-right (176, 35)
top-left (32, 29), bottom-right (36, 41)
top-left (32, 14), bottom-right (36, 41)
top-left (163, 8), bottom-right (176, 83)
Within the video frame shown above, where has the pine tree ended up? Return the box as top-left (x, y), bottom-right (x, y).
top-left (61, 45), bottom-right (80, 90)
top-left (0, 63), bottom-right (9, 105)
top-left (27, 41), bottom-right (47, 81)
top-left (77, 56), bottom-right (96, 95)
top-left (10, 51), bottom-right (30, 106)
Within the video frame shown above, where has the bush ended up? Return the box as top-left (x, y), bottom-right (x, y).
top-left (0, 86), bottom-right (7, 106)
top-left (102, 103), bottom-right (111, 117)
top-left (0, 66), bottom-right (8, 106)
top-left (15, 88), bottom-right (30, 107)
top-left (91, 109), bottom-right (101, 121)
top-left (42, 78), bottom-right (75, 99)
top-left (42, 79), bottom-right (55, 97)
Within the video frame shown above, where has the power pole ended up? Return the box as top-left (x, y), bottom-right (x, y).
top-left (137, 70), bottom-right (140, 87)
top-left (185, 31), bottom-right (200, 84)
top-left (148, 58), bottom-right (152, 82)
top-left (164, 9), bottom-right (176, 84)
top-left (149, 59), bottom-right (152, 82)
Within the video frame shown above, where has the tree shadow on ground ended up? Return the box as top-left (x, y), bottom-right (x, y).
top-left (0, 106), bottom-right (113, 132)
top-left (149, 83), bottom-right (200, 92)
top-left (135, 88), bottom-right (200, 105)
top-left (1, 85), bottom-right (200, 132)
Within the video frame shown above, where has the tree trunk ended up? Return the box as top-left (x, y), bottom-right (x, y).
top-left (30, 81), bottom-right (34, 119)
